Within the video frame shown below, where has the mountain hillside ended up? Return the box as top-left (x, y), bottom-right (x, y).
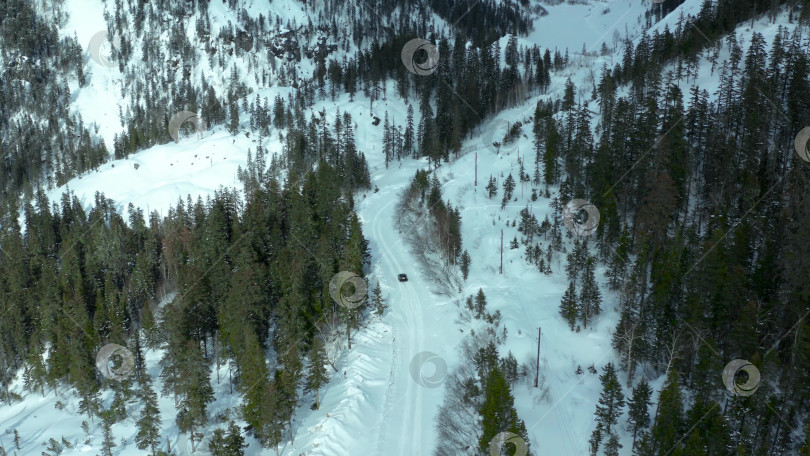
top-left (1, 0), bottom-right (809, 455)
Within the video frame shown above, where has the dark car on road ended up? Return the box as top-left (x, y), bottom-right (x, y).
top-left (398, 273), bottom-right (408, 282)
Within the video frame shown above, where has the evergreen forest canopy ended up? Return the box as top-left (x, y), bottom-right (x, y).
top-left (0, 0), bottom-right (809, 454)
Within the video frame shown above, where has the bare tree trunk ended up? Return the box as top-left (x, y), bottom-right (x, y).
top-left (663, 331), bottom-right (682, 379)
top-left (625, 322), bottom-right (639, 387)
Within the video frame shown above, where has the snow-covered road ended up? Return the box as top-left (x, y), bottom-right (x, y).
top-left (355, 167), bottom-right (453, 455)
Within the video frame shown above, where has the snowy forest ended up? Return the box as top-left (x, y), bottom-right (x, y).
top-left (1, 0), bottom-right (810, 454)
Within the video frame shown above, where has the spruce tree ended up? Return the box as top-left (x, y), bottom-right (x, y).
top-left (503, 174), bottom-right (516, 200)
top-left (275, 346), bottom-right (302, 443)
top-left (475, 288), bottom-right (487, 319)
top-left (175, 340), bottom-right (214, 451)
top-left (100, 418), bottom-right (116, 456)
top-left (589, 422), bottom-right (603, 456)
top-left (486, 176), bottom-right (498, 199)
top-left (649, 369), bottom-right (683, 454)
top-left (209, 421), bottom-right (247, 456)
top-left (238, 330), bottom-right (270, 435)
top-left (371, 281), bottom-right (386, 316)
top-left (627, 377), bottom-right (652, 445)
top-left (579, 259), bottom-right (601, 329)
top-left (404, 105), bottom-right (414, 155)
top-left (565, 239), bottom-right (584, 283)
top-left (135, 375), bottom-right (161, 454)
top-left (594, 362), bottom-right (625, 435)
top-left (559, 281), bottom-right (578, 330)
top-left (459, 250), bottom-right (471, 280)
top-left (305, 337), bottom-right (329, 409)
top-left (478, 366), bottom-right (530, 455)
top-left (259, 382), bottom-right (284, 454)
top-left (604, 432), bottom-right (622, 456)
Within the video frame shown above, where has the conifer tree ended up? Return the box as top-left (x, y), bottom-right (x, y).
top-left (649, 369), bottom-right (683, 454)
top-left (627, 377), bottom-right (652, 445)
top-left (209, 421), bottom-right (247, 456)
top-left (594, 362), bottom-right (625, 435)
top-left (612, 306), bottom-right (644, 386)
top-left (589, 422), bottom-right (603, 456)
top-left (503, 174), bottom-right (516, 200)
top-left (259, 382), bottom-right (285, 454)
top-left (227, 92), bottom-right (240, 135)
top-left (579, 259), bottom-right (601, 329)
top-left (175, 340), bottom-right (214, 451)
top-left (135, 376), bottom-right (161, 455)
top-left (371, 281), bottom-right (386, 316)
top-left (459, 250), bottom-right (471, 280)
top-left (238, 330), bottom-right (270, 434)
top-left (100, 418), bottom-right (116, 456)
top-left (275, 345), bottom-right (302, 443)
top-left (562, 78), bottom-right (576, 111)
top-left (478, 366), bottom-right (530, 455)
top-left (559, 281), bottom-right (578, 330)
top-left (404, 105), bottom-right (414, 155)
top-left (486, 176), bottom-right (498, 199)
top-left (305, 337), bottom-right (329, 409)
top-left (604, 432), bottom-right (622, 456)
top-left (475, 288), bottom-right (488, 320)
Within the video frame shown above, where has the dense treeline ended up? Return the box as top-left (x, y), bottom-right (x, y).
top-left (1, 0), bottom-right (535, 451)
top-left (4, 0), bottom-right (810, 452)
top-left (524, 3), bottom-right (810, 454)
top-left (395, 169), bottom-right (465, 294)
top-left (0, 159), bottom-right (370, 453)
top-left (0, 0), bottom-right (105, 196)
top-left (100, 0), bottom-right (536, 183)
top-left (427, 0), bottom-right (532, 46)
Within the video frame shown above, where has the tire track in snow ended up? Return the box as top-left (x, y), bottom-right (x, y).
top-left (375, 325), bottom-right (398, 456)
top-left (370, 196), bottom-right (427, 456)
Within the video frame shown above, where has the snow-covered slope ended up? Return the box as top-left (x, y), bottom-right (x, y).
top-left (3, 0), bottom-right (800, 455)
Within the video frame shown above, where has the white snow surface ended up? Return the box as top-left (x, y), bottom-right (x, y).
top-left (1, 0), bottom-right (799, 454)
